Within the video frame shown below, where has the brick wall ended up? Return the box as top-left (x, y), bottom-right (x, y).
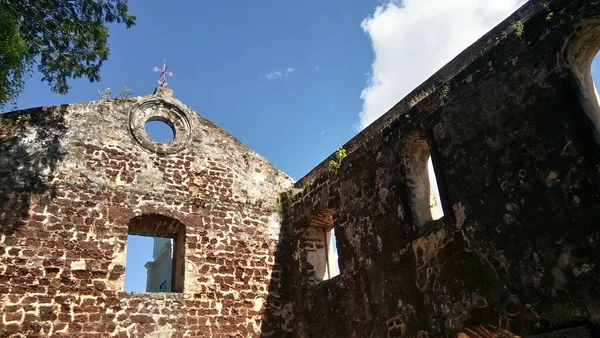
top-left (0, 89), bottom-right (293, 337)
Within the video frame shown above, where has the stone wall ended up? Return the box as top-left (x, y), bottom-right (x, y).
top-left (281, 0), bottom-right (600, 337)
top-left (0, 89), bottom-right (294, 337)
top-left (4, 0), bottom-right (600, 337)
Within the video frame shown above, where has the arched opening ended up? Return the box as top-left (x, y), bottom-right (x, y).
top-left (306, 209), bottom-right (340, 283)
top-left (125, 214), bottom-right (185, 293)
top-left (592, 50), bottom-right (600, 115)
top-left (563, 19), bottom-right (600, 145)
top-left (402, 135), bottom-right (445, 227)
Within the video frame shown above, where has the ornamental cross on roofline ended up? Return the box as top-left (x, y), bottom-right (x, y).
top-left (153, 59), bottom-right (174, 88)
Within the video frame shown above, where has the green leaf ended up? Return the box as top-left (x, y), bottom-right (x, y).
top-left (0, 0), bottom-right (137, 109)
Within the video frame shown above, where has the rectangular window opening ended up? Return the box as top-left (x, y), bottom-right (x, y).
top-left (403, 137), bottom-right (445, 226)
top-left (306, 209), bottom-right (340, 283)
top-left (427, 155), bottom-right (445, 221)
top-left (324, 229), bottom-right (340, 280)
top-left (125, 234), bottom-right (180, 293)
top-left (125, 214), bottom-right (186, 293)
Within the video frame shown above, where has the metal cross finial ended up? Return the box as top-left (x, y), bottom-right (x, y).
top-left (153, 59), bottom-right (174, 88)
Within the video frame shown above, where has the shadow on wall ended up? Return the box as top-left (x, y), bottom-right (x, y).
top-left (563, 18), bottom-right (600, 153)
top-left (0, 106), bottom-right (67, 234)
top-left (260, 191), bottom-right (295, 337)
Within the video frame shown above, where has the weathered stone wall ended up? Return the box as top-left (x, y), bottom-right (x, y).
top-left (281, 0), bottom-right (600, 337)
top-left (4, 0), bottom-right (600, 337)
top-left (0, 89), bottom-right (294, 337)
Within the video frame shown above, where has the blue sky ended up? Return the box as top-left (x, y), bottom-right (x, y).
top-left (14, 0), bottom-right (536, 180)
top-left (12, 0), bottom-right (600, 292)
top-left (16, 0), bottom-right (376, 179)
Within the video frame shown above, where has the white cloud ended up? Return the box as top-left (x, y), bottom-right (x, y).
top-left (266, 67), bottom-right (295, 81)
top-left (266, 71), bottom-right (283, 81)
top-left (358, 0), bottom-right (526, 129)
top-left (319, 127), bottom-right (332, 136)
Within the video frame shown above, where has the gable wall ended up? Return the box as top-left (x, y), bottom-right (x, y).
top-left (0, 92), bottom-right (293, 337)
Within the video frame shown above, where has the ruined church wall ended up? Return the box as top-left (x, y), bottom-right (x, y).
top-left (0, 93), bottom-right (293, 337)
top-left (282, 0), bottom-right (600, 337)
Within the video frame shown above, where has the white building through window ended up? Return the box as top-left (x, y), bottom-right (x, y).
top-left (144, 237), bottom-right (175, 292)
top-left (125, 214), bottom-right (185, 293)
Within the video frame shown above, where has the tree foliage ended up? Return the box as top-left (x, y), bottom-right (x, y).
top-left (0, 0), bottom-right (136, 109)
top-left (0, 3), bottom-right (31, 108)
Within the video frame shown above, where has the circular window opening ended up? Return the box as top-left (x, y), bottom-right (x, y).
top-left (144, 119), bottom-right (175, 144)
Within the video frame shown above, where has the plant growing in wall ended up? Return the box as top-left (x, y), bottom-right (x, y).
top-left (439, 83), bottom-right (450, 104)
top-left (275, 190), bottom-right (293, 220)
top-left (116, 86), bottom-right (133, 99)
top-left (97, 86), bottom-right (133, 100)
top-left (242, 152), bottom-right (251, 167)
top-left (190, 187), bottom-right (207, 207)
top-left (512, 20), bottom-right (524, 39)
top-left (328, 147), bottom-right (348, 173)
top-left (97, 88), bottom-right (112, 100)
top-left (408, 87), bottom-right (435, 107)
top-left (541, 2), bottom-right (554, 21)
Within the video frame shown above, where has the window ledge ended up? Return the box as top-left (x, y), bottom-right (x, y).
top-left (120, 292), bottom-right (184, 301)
top-left (309, 274), bottom-right (342, 288)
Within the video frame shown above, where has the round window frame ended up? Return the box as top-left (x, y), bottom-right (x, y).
top-left (129, 98), bottom-right (192, 155)
top-left (144, 118), bottom-right (177, 144)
